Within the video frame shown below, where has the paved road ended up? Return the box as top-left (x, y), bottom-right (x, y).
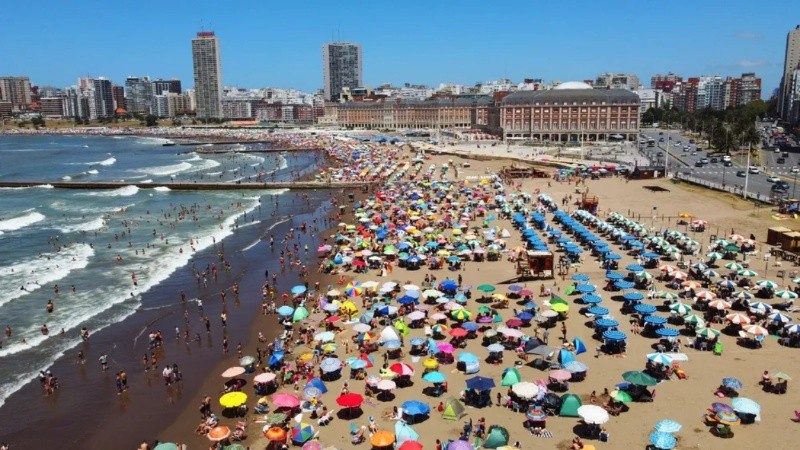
top-left (637, 128), bottom-right (796, 199)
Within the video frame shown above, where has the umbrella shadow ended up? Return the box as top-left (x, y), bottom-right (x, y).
top-left (336, 406), bottom-right (364, 420)
top-left (377, 391), bottom-right (396, 402)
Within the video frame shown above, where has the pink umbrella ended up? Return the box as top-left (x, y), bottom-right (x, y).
top-left (696, 291), bottom-right (716, 301)
top-left (272, 392), bottom-right (301, 408)
top-left (377, 379), bottom-right (397, 390)
top-left (518, 289), bottom-right (534, 297)
top-left (222, 366), bottom-right (246, 378)
top-left (549, 369), bottom-right (572, 381)
top-left (254, 372), bottom-right (277, 383)
top-left (506, 318), bottom-right (523, 328)
top-left (430, 312), bottom-right (447, 321)
top-left (437, 342), bottom-right (456, 354)
top-left (389, 362), bottom-right (415, 376)
top-left (303, 441), bottom-right (324, 450)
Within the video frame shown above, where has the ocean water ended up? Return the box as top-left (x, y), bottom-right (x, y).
top-left (0, 135), bottom-right (314, 408)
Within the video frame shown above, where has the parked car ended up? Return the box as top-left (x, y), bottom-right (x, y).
top-left (777, 157), bottom-right (786, 164)
top-left (766, 175), bottom-right (781, 183)
top-left (736, 170), bottom-right (746, 177)
top-left (791, 167), bottom-right (800, 174)
top-left (748, 166), bottom-right (760, 174)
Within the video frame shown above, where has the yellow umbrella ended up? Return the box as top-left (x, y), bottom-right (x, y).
top-left (492, 293), bottom-right (507, 301)
top-left (423, 358), bottom-right (439, 369)
top-left (551, 303), bottom-right (569, 313)
top-left (340, 300), bottom-right (359, 314)
top-left (299, 352), bottom-right (314, 362)
top-left (451, 229), bottom-right (463, 236)
top-left (219, 391), bottom-right (248, 408)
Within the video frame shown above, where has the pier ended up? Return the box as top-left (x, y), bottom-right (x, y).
top-left (0, 181), bottom-right (368, 191)
top-left (185, 146), bottom-right (322, 154)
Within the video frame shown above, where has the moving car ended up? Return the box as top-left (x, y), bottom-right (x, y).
top-left (736, 170), bottom-right (746, 177)
top-left (722, 155), bottom-right (731, 162)
top-left (791, 167), bottom-right (800, 174)
top-left (700, 158), bottom-right (709, 164)
top-left (748, 166), bottom-right (760, 174)
top-left (778, 157), bottom-right (786, 164)
top-left (766, 175), bottom-right (781, 183)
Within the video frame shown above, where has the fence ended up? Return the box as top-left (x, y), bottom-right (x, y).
top-left (673, 172), bottom-right (778, 205)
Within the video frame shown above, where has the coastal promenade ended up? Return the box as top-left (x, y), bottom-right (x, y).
top-left (0, 180), bottom-right (368, 190)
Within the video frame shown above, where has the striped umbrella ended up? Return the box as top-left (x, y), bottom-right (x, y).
top-left (696, 291), bottom-right (716, 301)
top-left (696, 327), bottom-right (721, 338)
top-left (733, 291), bottom-right (753, 301)
top-left (647, 353), bottom-right (673, 365)
top-left (345, 282), bottom-right (363, 297)
top-left (768, 312), bottom-right (792, 323)
top-left (737, 269), bottom-right (758, 277)
top-left (785, 323), bottom-right (800, 333)
top-left (725, 312), bottom-right (751, 325)
top-left (649, 431), bottom-right (677, 449)
top-left (683, 313), bottom-right (705, 326)
top-left (717, 279), bottom-right (737, 289)
top-left (774, 290), bottom-right (798, 300)
top-left (743, 324), bottom-right (769, 336)
top-left (747, 302), bottom-right (772, 314)
top-left (669, 302), bottom-right (692, 315)
top-left (724, 262), bottom-right (744, 270)
top-left (657, 291), bottom-right (680, 301)
top-left (707, 299), bottom-right (732, 310)
top-left (653, 419), bottom-right (682, 433)
top-left (756, 280), bottom-right (778, 289)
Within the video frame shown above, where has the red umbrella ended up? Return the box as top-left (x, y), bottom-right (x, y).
top-left (389, 362), bottom-right (415, 376)
top-left (506, 318), bottom-right (524, 328)
top-left (354, 260), bottom-right (367, 267)
top-left (325, 315), bottom-right (341, 323)
top-left (449, 328), bottom-right (468, 338)
top-left (518, 289), bottom-right (534, 297)
top-left (398, 440), bottom-right (424, 450)
top-left (336, 393), bottom-right (364, 408)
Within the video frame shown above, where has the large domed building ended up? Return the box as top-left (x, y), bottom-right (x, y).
top-left (499, 82), bottom-right (640, 142)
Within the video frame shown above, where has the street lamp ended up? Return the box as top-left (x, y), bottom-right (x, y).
top-left (793, 168), bottom-right (798, 199)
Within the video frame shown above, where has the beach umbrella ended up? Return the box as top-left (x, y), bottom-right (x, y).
top-left (756, 280), bottom-right (778, 289)
top-left (768, 312), bottom-right (792, 323)
top-left (695, 290), bottom-right (716, 301)
top-left (300, 442), bottom-right (323, 450)
top-left (272, 392), bottom-right (301, 408)
top-left (465, 376), bottom-right (496, 391)
top-left (614, 280), bottom-right (635, 290)
top-left (293, 306), bottom-right (310, 322)
top-left (345, 281), bottom-right (363, 297)
top-left (572, 273), bottom-right (590, 282)
top-left (712, 402), bottom-right (734, 412)
top-left (402, 400), bottom-right (430, 416)
top-left (695, 327), bottom-right (721, 339)
top-left (377, 379), bottom-right (396, 391)
top-left (353, 323), bottom-right (372, 333)
top-left (291, 285), bottom-right (307, 295)
top-left (397, 441), bottom-right (423, 450)
top-left (647, 353), bottom-right (673, 365)
top-left (423, 371), bottom-right (446, 384)
top-left (657, 292), bottom-right (680, 301)
top-left (336, 393), bottom-right (364, 408)
top-left (669, 302), bottom-right (692, 315)
top-left (564, 361), bottom-right (588, 373)
top-left (610, 389), bottom-right (633, 403)
top-left (649, 431), bottom-right (677, 449)
top-left (219, 392), bottom-right (248, 408)
top-left (656, 327), bottom-right (680, 337)
top-left (576, 284), bottom-right (596, 294)
top-left (477, 284), bottom-right (496, 293)
top-left (320, 357), bottom-right (342, 373)
top-left (587, 306), bottom-right (609, 316)
top-left (370, 430), bottom-right (395, 448)
top-left (743, 324), bottom-right (769, 336)
top-left (637, 271), bottom-right (655, 280)
top-left (708, 299), bottom-right (732, 310)
top-left (291, 423), bottom-right (315, 444)
top-left (207, 426), bottom-right (232, 441)
top-left (737, 269), bottom-right (758, 277)
top-left (578, 405), bottom-right (610, 424)
top-left (222, 366), bottom-right (246, 378)
top-left (264, 426), bottom-right (287, 442)
top-left (254, 372), bottom-right (276, 384)
top-left (722, 377), bottom-right (743, 389)
top-left (153, 444), bottom-right (178, 450)
top-left (785, 323), bottom-right (800, 333)
top-left (511, 381), bottom-right (540, 399)
top-left (653, 419), bottom-right (682, 433)
top-left (715, 410), bottom-right (741, 425)
top-left (458, 352), bottom-right (479, 364)
top-left (446, 441), bottom-right (474, 450)
top-left (451, 309), bottom-right (471, 321)
top-left (683, 313), bottom-right (705, 326)
top-left (634, 303), bottom-right (657, 314)
top-left (605, 272), bottom-right (624, 280)
top-left (551, 303), bottom-right (569, 313)
top-left (725, 262), bottom-right (744, 270)
top-left (717, 279), bottom-right (737, 289)
top-left (487, 343), bottom-right (505, 353)
top-left (775, 290), bottom-right (798, 300)
top-left (437, 342), bottom-right (456, 354)
top-left (581, 294), bottom-right (602, 304)
top-left (303, 386), bottom-right (322, 401)
top-left (731, 397), bottom-right (760, 415)
top-left (277, 305), bottom-right (294, 316)
top-left (644, 315), bottom-right (668, 326)
top-left (725, 312), bottom-right (750, 325)
top-left (602, 330), bottom-right (627, 341)
top-left (390, 362), bottom-right (415, 376)
top-left (626, 264), bottom-right (645, 272)
top-left (774, 372), bottom-right (792, 380)
top-left (314, 331), bottom-right (336, 343)
top-left (622, 371), bottom-right (657, 386)
top-left (549, 369), bottom-right (572, 382)
top-left (483, 425), bottom-right (510, 449)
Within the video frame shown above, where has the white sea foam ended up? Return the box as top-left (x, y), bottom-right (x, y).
top-left (0, 211), bottom-right (46, 232)
top-left (153, 186), bottom-right (171, 192)
top-left (0, 184), bottom-right (53, 191)
top-left (62, 175), bottom-right (72, 181)
top-left (87, 169), bottom-right (99, 175)
top-left (184, 158), bottom-right (221, 173)
top-left (0, 244), bottom-right (95, 308)
top-left (84, 185), bottom-right (140, 197)
top-left (133, 162), bottom-right (192, 176)
top-left (206, 172), bottom-right (223, 176)
top-left (186, 153), bottom-right (203, 162)
top-left (98, 157), bottom-right (116, 166)
top-left (141, 179), bottom-right (153, 184)
top-left (58, 216), bottom-right (107, 233)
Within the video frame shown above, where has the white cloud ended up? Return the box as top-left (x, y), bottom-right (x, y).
top-left (734, 59), bottom-right (768, 68)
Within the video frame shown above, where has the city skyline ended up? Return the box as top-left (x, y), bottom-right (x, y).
top-left (0, 0), bottom-right (794, 95)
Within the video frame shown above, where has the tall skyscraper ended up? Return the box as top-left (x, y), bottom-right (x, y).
top-left (0, 76), bottom-right (32, 111)
top-left (192, 31), bottom-right (223, 118)
top-left (322, 42), bottom-right (363, 101)
top-left (779, 25), bottom-right (800, 120)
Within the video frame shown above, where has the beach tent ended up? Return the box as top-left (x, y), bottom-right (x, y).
top-left (572, 337), bottom-right (587, 355)
top-left (559, 393), bottom-right (582, 417)
top-left (379, 326), bottom-right (401, 343)
top-left (394, 420), bottom-right (420, 445)
top-left (393, 319), bottom-right (410, 336)
top-left (441, 397), bottom-right (466, 421)
top-left (306, 377), bottom-right (328, 394)
top-left (501, 367), bottom-right (522, 386)
top-left (482, 425), bottom-right (510, 449)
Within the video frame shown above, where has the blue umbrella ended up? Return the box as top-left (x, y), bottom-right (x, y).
top-left (397, 296), bottom-right (417, 305)
top-left (606, 253), bottom-right (622, 260)
top-left (508, 284), bottom-right (524, 293)
top-left (629, 241), bottom-right (645, 248)
top-left (306, 377), bottom-right (328, 393)
top-left (731, 397), bottom-right (760, 415)
top-left (623, 292), bottom-right (644, 302)
top-left (722, 377), bottom-right (743, 390)
top-left (320, 357), bottom-right (342, 373)
top-left (642, 252), bottom-right (660, 259)
top-left (462, 322), bottom-right (479, 332)
top-left (615, 281), bottom-right (635, 290)
top-left (383, 340), bottom-right (402, 350)
top-left (422, 371), bottom-right (446, 383)
top-left (268, 351), bottom-right (285, 367)
top-left (655, 327), bottom-right (680, 337)
top-left (595, 318), bottom-right (619, 328)
top-left (603, 330), bottom-right (627, 341)
top-left (441, 279), bottom-right (458, 291)
top-left (277, 305), bottom-right (295, 316)
top-left (465, 376), bottom-right (496, 391)
top-left (458, 352), bottom-right (479, 364)
top-left (409, 337), bottom-right (426, 346)
top-left (291, 285), bottom-right (307, 295)
top-left (563, 361), bottom-right (588, 372)
top-left (576, 284), bottom-right (596, 293)
top-left (405, 289), bottom-right (421, 299)
top-left (572, 274), bottom-right (590, 282)
top-left (587, 306), bottom-right (609, 316)
top-left (605, 272), bottom-right (624, 280)
top-left (349, 360), bottom-right (368, 370)
top-left (644, 315), bottom-right (668, 326)
top-left (649, 431), bottom-right (677, 449)
top-left (647, 353), bottom-right (673, 365)
top-left (486, 343), bottom-right (505, 353)
top-left (516, 311), bottom-right (534, 321)
top-left (653, 419), bottom-right (682, 433)
top-left (454, 293), bottom-right (468, 303)
top-left (402, 400), bottom-right (431, 416)
top-left (634, 303), bottom-right (656, 314)
top-left (626, 264), bottom-right (645, 272)
top-left (582, 294), bottom-right (603, 304)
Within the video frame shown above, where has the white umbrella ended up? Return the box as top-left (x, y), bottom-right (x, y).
top-left (499, 327), bottom-right (524, 338)
top-left (377, 379), bottom-right (396, 390)
top-left (407, 311), bottom-right (426, 321)
top-left (361, 280), bottom-right (379, 289)
top-left (511, 381), bottom-right (540, 400)
top-left (577, 404), bottom-right (610, 424)
top-left (352, 323), bottom-right (372, 333)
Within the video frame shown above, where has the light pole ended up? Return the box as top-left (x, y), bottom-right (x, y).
top-left (665, 136), bottom-right (670, 177)
top-left (743, 143), bottom-right (751, 200)
top-left (793, 169), bottom-right (798, 199)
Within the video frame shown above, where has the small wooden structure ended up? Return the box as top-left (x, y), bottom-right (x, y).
top-left (500, 164), bottom-right (550, 179)
top-left (579, 193), bottom-right (599, 215)
top-left (627, 165), bottom-right (664, 180)
top-left (516, 250), bottom-right (554, 279)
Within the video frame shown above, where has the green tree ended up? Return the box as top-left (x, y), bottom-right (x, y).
top-left (145, 115), bottom-right (159, 127)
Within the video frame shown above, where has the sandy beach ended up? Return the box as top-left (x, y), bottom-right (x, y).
top-left (141, 139), bottom-right (800, 450)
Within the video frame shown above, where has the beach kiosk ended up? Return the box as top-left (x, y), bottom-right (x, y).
top-left (517, 250), bottom-right (555, 279)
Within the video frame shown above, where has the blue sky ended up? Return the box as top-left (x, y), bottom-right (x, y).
top-left (0, 0), bottom-right (795, 95)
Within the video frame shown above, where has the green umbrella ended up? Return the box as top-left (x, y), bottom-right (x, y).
top-left (610, 389), bottom-right (633, 403)
top-left (756, 280), bottom-right (778, 289)
top-left (223, 445), bottom-right (247, 450)
top-left (696, 327), bottom-right (721, 338)
top-left (724, 244), bottom-right (740, 253)
top-left (725, 262), bottom-right (744, 270)
top-left (622, 371), bottom-right (658, 387)
top-left (501, 367), bottom-right (522, 386)
top-left (658, 292), bottom-right (680, 301)
top-left (477, 305), bottom-right (493, 314)
top-left (707, 252), bottom-right (724, 260)
top-left (477, 284), bottom-right (496, 293)
top-left (292, 306), bottom-right (310, 322)
top-left (267, 412), bottom-right (288, 424)
top-left (482, 425), bottom-right (510, 449)
top-left (683, 313), bottom-right (705, 325)
top-left (737, 269), bottom-right (758, 277)
top-left (669, 302), bottom-right (692, 315)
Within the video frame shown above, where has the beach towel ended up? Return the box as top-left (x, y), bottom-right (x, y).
top-left (537, 430), bottom-right (553, 438)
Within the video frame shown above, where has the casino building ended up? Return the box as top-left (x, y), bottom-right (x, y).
top-left (499, 81), bottom-right (640, 142)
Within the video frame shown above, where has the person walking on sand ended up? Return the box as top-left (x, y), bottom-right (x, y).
top-left (99, 354), bottom-right (108, 371)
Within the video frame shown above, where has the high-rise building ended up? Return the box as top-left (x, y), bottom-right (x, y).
top-left (39, 97), bottom-right (65, 118)
top-left (192, 31), bottom-right (223, 118)
top-left (152, 79), bottom-right (182, 96)
top-left (650, 73), bottom-right (682, 89)
top-left (125, 77), bottom-right (152, 114)
top-left (738, 72), bottom-right (762, 105)
top-left (594, 73), bottom-right (640, 90)
top-left (112, 85), bottom-right (126, 112)
top-left (322, 42), bottom-right (363, 101)
top-left (91, 78), bottom-right (115, 118)
top-left (0, 76), bottom-right (32, 111)
top-left (779, 25), bottom-right (800, 121)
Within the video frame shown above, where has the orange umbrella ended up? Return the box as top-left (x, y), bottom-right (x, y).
top-left (207, 425), bottom-right (231, 441)
top-left (264, 426), bottom-right (287, 441)
top-left (370, 430), bottom-right (395, 447)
